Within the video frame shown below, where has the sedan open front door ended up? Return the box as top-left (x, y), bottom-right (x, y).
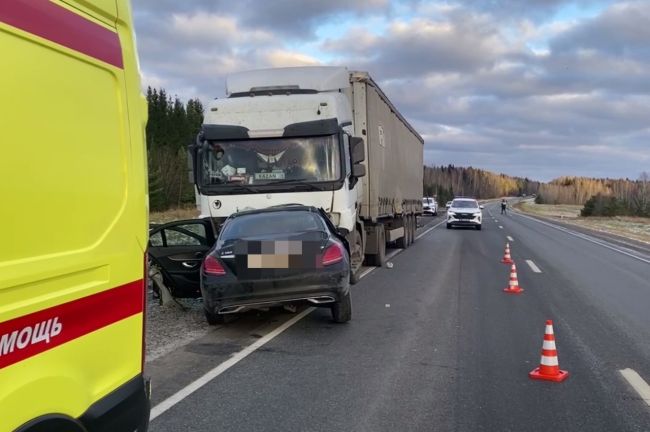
top-left (148, 218), bottom-right (216, 298)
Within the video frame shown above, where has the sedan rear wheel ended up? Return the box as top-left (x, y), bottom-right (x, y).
top-left (331, 292), bottom-right (351, 323)
top-left (204, 309), bottom-right (225, 325)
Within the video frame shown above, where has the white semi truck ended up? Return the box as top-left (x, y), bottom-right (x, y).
top-left (189, 66), bottom-right (423, 281)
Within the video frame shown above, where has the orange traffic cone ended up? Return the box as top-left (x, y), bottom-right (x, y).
top-left (529, 320), bottom-right (569, 382)
top-left (501, 243), bottom-right (513, 264)
top-left (503, 263), bottom-right (523, 294)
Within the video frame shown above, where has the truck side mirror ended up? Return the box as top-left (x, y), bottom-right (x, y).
top-left (352, 163), bottom-right (366, 178)
top-left (350, 137), bottom-right (365, 163)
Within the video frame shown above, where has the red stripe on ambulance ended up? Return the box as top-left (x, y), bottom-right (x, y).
top-left (0, 0), bottom-right (123, 68)
top-left (0, 280), bottom-right (143, 369)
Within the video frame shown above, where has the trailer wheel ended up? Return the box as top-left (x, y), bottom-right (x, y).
top-left (403, 216), bottom-right (411, 247)
top-left (407, 215), bottom-right (414, 246)
top-left (396, 216), bottom-right (408, 249)
top-left (410, 215), bottom-right (417, 244)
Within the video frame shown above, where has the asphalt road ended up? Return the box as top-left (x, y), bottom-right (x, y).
top-left (147, 206), bottom-right (650, 431)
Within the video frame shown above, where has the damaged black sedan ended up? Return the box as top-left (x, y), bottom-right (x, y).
top-left (201, 205), bottom-right (352, 324)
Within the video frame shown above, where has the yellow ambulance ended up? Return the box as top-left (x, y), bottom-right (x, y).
top-left (0, 1), bottom-right (150, 430)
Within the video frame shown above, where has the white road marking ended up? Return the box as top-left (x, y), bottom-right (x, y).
top-left (150, 307), bottom-right (315, 420)
top-left (386, 250), bottom-right (400, 260)
top-left (512, 212), bottom-right (650, 265)
top-left (619, 369), bottom-right (650, 407)
top-left (415, 219), bottom-right (446, 240)
top-left (358, 267), bottom-right (373, 279)
top-left (507, 236), bottom-right (514, 242)
top-left (151, 217), bottom-right (445, 420)
top-left (526, 260), bottom-right (542, 273)
top-left (498, 226), bottom-right (503, 229)
top-left (494, 220), bottom-right (499, 223)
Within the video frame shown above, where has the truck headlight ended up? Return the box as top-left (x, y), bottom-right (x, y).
top-left (329, 212), bottom-right (341, 225)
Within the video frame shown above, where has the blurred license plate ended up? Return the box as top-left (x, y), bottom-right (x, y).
top-left (247, 254), bottom-right (290, 269)
top-left (255, 172), bottom-right (285, 180)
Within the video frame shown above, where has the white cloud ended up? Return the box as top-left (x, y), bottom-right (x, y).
top-left (171, 13), bottom-right (275, 45)
top-left (264, 50), bottom-right (322, 67)
top-left (133, 0), bottom-right (650, 180)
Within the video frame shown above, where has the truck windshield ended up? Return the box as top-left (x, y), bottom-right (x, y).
top-left (200, 135), bottom-right (341, 186)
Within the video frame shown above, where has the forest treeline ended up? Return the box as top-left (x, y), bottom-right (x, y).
top-left (423, 165), bottom-right (540, 205)
top-left (424, 165), bottom-right (650, 217)
top-left (143, 86), bottom-right (648, 217)
top-left (146, 87), bottom-right (204, 211)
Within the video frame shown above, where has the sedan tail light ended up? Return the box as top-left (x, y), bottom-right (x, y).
top-left (204, 255), bottom-right (226, 276)
top-left (322, 243), bottom-right (344, 266)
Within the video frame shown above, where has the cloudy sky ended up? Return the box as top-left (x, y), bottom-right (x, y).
top-left (132, 0), bottom-right (650, 181)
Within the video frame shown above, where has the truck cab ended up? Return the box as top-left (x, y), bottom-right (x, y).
top-left (190, 67), bottom-right (367, 278)
top-left (189, 66), bottom-right (423, 279)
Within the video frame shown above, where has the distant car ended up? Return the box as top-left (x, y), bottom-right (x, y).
top-left (422, 197), bottom-right (438, 215)
top-left (447, 198), bottom-right (483, 230)
top-left (445, 201), bottom-right (453, 209)
top-left (201, 205), bottom-right (351, 324)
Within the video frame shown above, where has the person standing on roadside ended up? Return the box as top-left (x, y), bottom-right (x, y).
top-left (501, 198), bottom-right (507, 215)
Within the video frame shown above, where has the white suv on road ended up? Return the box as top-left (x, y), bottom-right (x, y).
top-left (447, 198), bottom-right (483, 230)
top-left (422, 197), bottom-right (438, 215)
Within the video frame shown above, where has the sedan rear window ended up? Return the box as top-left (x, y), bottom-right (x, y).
top-left (452, 200), bottom-right (478, 208)
top-left (220, 211), bottom-right (327, 240)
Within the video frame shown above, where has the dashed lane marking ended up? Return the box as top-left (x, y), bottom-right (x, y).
top-left (507, 236), bottom-right (514, 242)
top-left (526, 260), bottom-right (542, 273)
top-left (619, 369), bottom-right (650, 407)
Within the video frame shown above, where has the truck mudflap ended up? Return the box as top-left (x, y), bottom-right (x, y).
top-left (79, 374), bottom-right (150, 432)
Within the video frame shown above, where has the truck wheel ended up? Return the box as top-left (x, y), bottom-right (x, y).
top-left (368, 226), bottom-right (386, 267)
top-left (350, 229), bottom-right (363, 284)
top-left (446, 223), bottom-right (452, 229)
top-left (476, 225), bottom-right (482, 231)
top-left (331, 292), bottom-right (351, 323)
top-left (396, 216), bottom-right (408, 249)
top-left (204, 309), bottom-right (225, 325)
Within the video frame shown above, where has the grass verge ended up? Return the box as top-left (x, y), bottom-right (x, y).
top-left (515, 201), bottom-right (650, 244)
top-left (150, 206), bottom-right (200, 224)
